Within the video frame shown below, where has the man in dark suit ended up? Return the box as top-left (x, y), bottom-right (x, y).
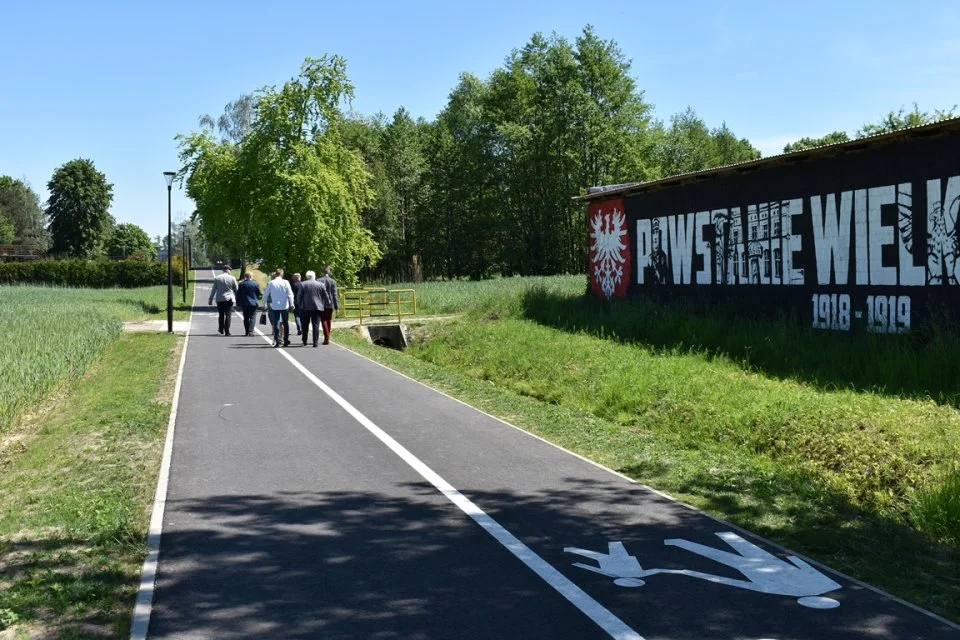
top-left (236, 272), bottom-right (261, 336)
top-left (295, 270), bottom-right (327, 347)
top-left (290, 273), bottom-right (303, 336)
top-left (318, 266), bottom-right (339, 345)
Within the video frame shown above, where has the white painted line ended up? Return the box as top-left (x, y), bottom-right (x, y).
top-left (334, 341), bottom-right (960, 632)
top-left (256, 332), bottom-right (642, 640)
top-left (129, 273), bottom-right (199, 640)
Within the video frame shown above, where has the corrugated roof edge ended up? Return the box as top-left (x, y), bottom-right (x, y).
top-left (576, 116), bottom-right (960, 202)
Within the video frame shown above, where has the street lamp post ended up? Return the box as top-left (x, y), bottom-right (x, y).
top-left (163, 172), bottom-right (176, 333)
top-left (181, 226), bottom-right (187, 304)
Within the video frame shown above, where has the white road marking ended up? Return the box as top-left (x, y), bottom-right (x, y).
top-left (566, 533), bottom-right (841, 608)
top-left (129, 273), bottom-right (197, 640)
top-left (333, 340), bottom-right (960, 632)
top-left (246, 319), bottom-right (643, 640)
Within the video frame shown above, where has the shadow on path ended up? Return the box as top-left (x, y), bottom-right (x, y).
top-left (149, 481), bottom-right (945, 639)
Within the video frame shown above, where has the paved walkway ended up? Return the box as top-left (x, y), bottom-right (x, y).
top-left (143, 270), bottom-right (959, 639)
top-left (123, 320), bottom-right (191, 333)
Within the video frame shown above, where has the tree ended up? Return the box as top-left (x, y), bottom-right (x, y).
top-left (655, 107), bottom-right (716, 176)
top-left (481, 27), bottom-right (658, 275)
top-left (199, 94), bottom-right (255, 143)
top-left (180, 56), bottom-right (380, 284)
top-left (106, 222), bottom-right (155, 259)
top-left (781, 102), bottom-right (956, 153)
top-left (427, 73), bottom-right (502, 279)
top-left (177, 131), bottom-right (249, 266)
top-left (653, 110), bottom-right (759, 176)
top-left (783, 131), bottom-right (850, 153)
top-left (857, 102), bottom-right (956, 137)
top-left (379, 107), bottom-right (429, 278)
top-left (46, 159), bottom-right (114, 258)
top-left (574, 25), bottom-right (657, 186)
top-left (0, 212), bottom-right (13, 244)
top-left (342, 113), bottom-right (400, 279)
top-left (0, 176), bottom-right (48, 251)
top-left (711, 122), bottom-right (761, 165)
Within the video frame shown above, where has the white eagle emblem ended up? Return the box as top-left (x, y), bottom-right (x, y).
top-left (590, 208), bottom-right (628, 298)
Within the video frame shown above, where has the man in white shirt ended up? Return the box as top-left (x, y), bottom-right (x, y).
top-left (208, 265), bottom-right (238, 336)
top-left (262, 268), bottom-right (295, 347)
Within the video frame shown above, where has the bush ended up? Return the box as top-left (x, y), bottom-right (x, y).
top-left (170, 254), bottom-right (187, 287)
top-left (0, 259), bottom-right (183, 288)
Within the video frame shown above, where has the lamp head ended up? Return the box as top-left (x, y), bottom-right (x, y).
top-left (163, 171), bottom-right (176, 187)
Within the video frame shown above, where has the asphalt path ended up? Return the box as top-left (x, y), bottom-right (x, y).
top-left (146, 270), bottom-right (959, 639)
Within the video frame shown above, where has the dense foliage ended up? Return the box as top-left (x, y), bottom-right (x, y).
top-left (0, 212), bottom-right (13, 244)
top-left (46, 159), bottom-right (115, 258)
top-left (0, 176), bottom-right (48, 251)
top-left (348, 28), bottom-right (759, 281)
top-left (179, 57), bottom-right (378, 285)
top-left (0, 259), bottom-right (182, 288)
top-left (782, 131), bottom-right (850, 153)
top-left (782, 103), bottom-right (957, 153)
top-left (178, 27), bottom-right (955, 284)
top-left (106, 222), bottom-right (155, 259)
top-left (183, 28), bottom-right (759, 283)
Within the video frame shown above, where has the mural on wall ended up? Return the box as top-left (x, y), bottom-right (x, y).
top-left (928, 186), bottom-right (960, 285)
top-left (588, 199), bottom-right (631, 298)
top-left (585, 132), bottom-right (960, 332)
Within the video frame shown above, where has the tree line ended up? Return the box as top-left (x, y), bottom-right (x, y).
top-left (175, 26), bottom-right (960, 285)
top-left (0, 159), bottom-right (211, 263)
top-left (182, 27), bottom-right (762, 283)
top-left (344, 30), bottom-right (764, 281)
top-left (4, 27), bottom-right (953, 284)
top-left (782, 102), bottom-right (957, 153)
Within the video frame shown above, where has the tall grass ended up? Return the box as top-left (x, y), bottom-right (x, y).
top-left (517, 288), bottom-right (960, 408)
top-left (911, 468), bottom-right (960, 547)
top-left (0, 285), bottom-right (179, 433)
top-left (362, 275), bottom-right (586, 316)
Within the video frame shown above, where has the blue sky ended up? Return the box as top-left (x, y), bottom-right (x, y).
top-left (1, 0), bottom-right (957, 239)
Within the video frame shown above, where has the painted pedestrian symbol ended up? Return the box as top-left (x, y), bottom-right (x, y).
top-left (565, 531), bottom-right (841, 609)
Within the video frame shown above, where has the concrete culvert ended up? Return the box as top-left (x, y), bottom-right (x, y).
top-left (362, 323), bottom-right (408, 351)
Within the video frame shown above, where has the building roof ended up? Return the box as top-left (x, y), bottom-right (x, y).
top-left (576, 117), bottom-right (960, 202)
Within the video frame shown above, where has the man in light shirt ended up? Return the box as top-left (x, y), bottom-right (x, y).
top-left (262, 268), bottom-right (295, 347)
top-left (208, 265), bottom-right (238, 336)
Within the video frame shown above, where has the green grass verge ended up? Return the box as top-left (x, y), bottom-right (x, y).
top-left (332, 282), bottom-right (960, 622)
top-left (0, 332), bottom-right (177, 638)
top-left (516, 287), bottom-right (960, 408)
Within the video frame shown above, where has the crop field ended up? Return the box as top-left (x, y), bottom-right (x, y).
top-left (0, 284), bottom-right (185, 433)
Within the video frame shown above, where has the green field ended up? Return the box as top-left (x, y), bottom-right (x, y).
top-left (0, 284), bottom-right (185, 637)
top-left (0, 284), bottom-right (191, 434)
top-left (345, 275), bottom-right (960, 621)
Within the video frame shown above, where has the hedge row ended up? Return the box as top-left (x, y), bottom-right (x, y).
top-left (0, 259), bottom-right (185, 288)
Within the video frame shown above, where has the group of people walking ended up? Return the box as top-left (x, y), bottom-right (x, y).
top-left (207, 265), bottom-right (339, 348)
